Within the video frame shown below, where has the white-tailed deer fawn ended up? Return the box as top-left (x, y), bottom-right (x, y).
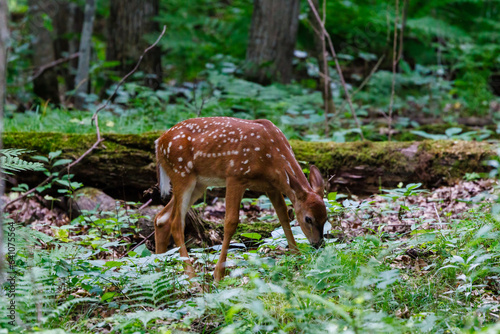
top-left (154, 117), bottom-right (327, 281)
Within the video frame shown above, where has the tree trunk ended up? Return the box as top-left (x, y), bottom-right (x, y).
top-left (53, 1), bottom-right (83, 94)
top-left (74, 0), bottom-right (96, 110)
top-left (308, 0), bottom-right (335, 134)
top-left (245, 0), bottom-right (300, 84)
top-left (0, 0), bottom-right (9, 280)
top-left (28, 0), bottom-right (60, 104)
top-left (106, 0), bottom-right (162, 89)
top-left (3, 132), bottom-right (495, 198)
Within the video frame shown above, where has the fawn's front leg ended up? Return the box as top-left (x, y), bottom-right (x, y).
top-left (267, 190), bottom-right (299, 254)
top-left (214, 178), bottom-right (246, 282)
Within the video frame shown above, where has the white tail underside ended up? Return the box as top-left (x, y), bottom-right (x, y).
top-left (158, 163), bottom-right (171, 198)
top-left (156, 139), bottom-right (171, 198)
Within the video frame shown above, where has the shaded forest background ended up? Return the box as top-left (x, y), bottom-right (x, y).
top-left (3, 1), bottom-right (500, 333)
top-left (4, 0), bottom-right (499, 141)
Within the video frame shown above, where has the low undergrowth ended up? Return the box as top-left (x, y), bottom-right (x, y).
top-left (2, 183), bottom-right (500, 333)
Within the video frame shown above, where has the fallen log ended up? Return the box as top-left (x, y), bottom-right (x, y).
top-left (3, 131), bottom-right (496, 198)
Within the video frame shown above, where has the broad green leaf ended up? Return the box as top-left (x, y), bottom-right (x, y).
top-left (241, 232), bottom-right (262, 240)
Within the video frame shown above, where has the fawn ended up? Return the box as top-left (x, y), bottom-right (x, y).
top-left (154, 117), bottom-right (327, 281)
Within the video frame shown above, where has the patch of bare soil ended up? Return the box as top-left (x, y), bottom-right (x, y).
top-left (202, 200), bottom-right (276, 224)
top-left (3, 193), bottom-right (70, 237)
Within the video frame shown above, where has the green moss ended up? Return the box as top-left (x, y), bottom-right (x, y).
top-left (2, 132), bottom-right (160, 163)
top-left (290, 140), bottom-right (420, 174)
top-left (419, 140), bottom-right (493, 181)
top-left (3, 132), bottom-right (496, 193)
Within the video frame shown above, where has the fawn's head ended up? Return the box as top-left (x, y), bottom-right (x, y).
top-left (288, 165), bottom-right (327, 248)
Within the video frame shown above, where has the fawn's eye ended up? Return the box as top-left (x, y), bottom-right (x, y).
top-left (305, 216), bottom-right (313, 225)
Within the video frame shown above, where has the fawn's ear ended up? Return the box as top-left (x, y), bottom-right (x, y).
top-left (286, 169), bottom-right (307, 200)
top-left (309, 165), bottom-right (324, 197)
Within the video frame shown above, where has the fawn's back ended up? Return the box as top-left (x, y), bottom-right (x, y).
top-left (155, 117), bottom-right (304, 193)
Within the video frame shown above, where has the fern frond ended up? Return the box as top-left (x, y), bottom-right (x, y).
top-left (406, 16), bottom-right (469, 41)
top-left (123, 271), bottom-right (187, 310)
top-left (43, 297), bottom-right (99, 324)
top-left (0, 149), bottom-right (44, 175)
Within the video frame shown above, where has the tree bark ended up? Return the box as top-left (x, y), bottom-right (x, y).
top-left (0, 0), bottom-right (9, 281)
top-left (3, 132), bottom-right (495, 198)
top-left (106, 0), bottom-right (162, 89)
top-left (53, 1), bottom-right (83, 93)
top-left (74, 0), bottom-right (96, 110)
top-left (28, 0), bottom-right (60, 103)
top-left (245, 0), bottom-right (300, 84)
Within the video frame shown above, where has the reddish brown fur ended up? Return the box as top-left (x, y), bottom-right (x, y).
top-left (154, 117), bottom-right (327, 282)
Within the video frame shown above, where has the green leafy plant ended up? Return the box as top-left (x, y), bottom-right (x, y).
top-left (411, 127), bottom-right (492, 141)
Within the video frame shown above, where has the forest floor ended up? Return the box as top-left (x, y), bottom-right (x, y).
top-left (4, 178), bottom-right (496, 257)
top-left (3, 178), bottom-right (500, 332)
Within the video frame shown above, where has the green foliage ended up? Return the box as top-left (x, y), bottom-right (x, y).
top-left (411, 127), bottom-right (492, 141)
top-left (157, 0), bottom-right (253, 80)
top-left (178, 214), bottom-right (500, 333)
top-left (3, 181), bottom-right (500, 332)
top-left (69, 207), bottom-right (143, 253)
top-left (5, 0), bottom-right (498, 138)
top-left (5, 67), bottom-right (328, 138)
top-left (0, 148), bottom-right (44, 175)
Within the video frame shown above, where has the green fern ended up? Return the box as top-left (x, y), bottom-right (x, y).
top-left (112, 310), bottom-right (181, 331)
top-left (1, 149), bottom-right (44, 175)
top-left (122, 271), bottom-right (189, 310)
top-left (43, 297), bottom-right (99, 324)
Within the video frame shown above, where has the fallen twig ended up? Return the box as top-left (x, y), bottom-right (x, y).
top-left (432, 203), bottom-right (443, 225)
top-left (138, 198), bottom-right (152, 211)
top-left (11, 53), bottom-right (81, 87)
top-left (119, 231), bottom-right (155, 259)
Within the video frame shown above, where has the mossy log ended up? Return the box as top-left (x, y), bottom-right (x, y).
top-left (3, 131), bottom-right (496, 198)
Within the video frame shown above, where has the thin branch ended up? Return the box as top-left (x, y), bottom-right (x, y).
top-left (3, 26), bottom-right (167, 212)
top-left (432, 204), bottom-right (443, 225)
top-left (388, 0), bottom-right (400, 141)
top-left (193, 81), bottom-right (208, 117)
top-left (138, 198), bottom-right (152, 211)
top-left (30, 52), bottom-right (80, 82)
top-left (92, 25), bottom-right (167, 121)
top-left (353, 55), bottom-right (386, 99)
top-left (320, 0), bottom-right (329, 135)
top-left (337, 54), bottom-right (385, 116)
top-left (307, 0), bottom-right (365, 140)
top-left (398, 0), bottom-right (409, 64)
